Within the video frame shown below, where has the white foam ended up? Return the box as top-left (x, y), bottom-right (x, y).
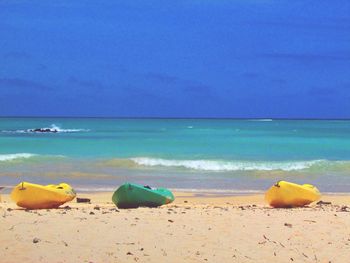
top-left (248, 119), bottom-right (273, 122)
top-left (131, 157), bottom-right (323, 172)
top-left (0, 153), bottom-right (66, 162)
top-left (1, 130), bottom-right (26, 133)
top-left (171, 188), bottom-right (264, 194)
top-left (1, 124), bottom-right (90, 134)
top-left (0, 153), bottom-right (37, 162)
top-left (42, 124), bottom-right (90, 133)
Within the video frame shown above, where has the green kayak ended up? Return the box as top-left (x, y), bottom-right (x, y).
top-left (112, 183), bottom-right (175, 209)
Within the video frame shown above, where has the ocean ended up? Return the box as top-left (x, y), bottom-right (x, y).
top-left (1, 118), bottom-right (350, 193)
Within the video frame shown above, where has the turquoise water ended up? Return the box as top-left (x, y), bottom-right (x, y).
top-left (1, 118), bottom-right (350, 193)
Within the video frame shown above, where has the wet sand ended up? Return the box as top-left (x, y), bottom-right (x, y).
top-left (1, 192), bottom-right (350, 262)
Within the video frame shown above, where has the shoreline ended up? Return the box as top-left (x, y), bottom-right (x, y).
top-left (3, 187), bottom-right (350, 196)
top-left (3, 191), bottom-right (350, 205)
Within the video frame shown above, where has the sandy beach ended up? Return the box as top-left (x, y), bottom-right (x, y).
top-left (1, 192), bottom-right (350, 263)
top-left (2, 0), bottom-right (349, 261)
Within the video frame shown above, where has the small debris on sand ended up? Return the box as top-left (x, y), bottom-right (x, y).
top-left (33, 238), bottom-right (40, 244)
top-left (304, 220), bottom-right (316, 223)
top-left (337, 206), bottom-right (349, 212)
top-left (77, 198), bottom-right (91, 203)
top-left (317, 201), bottom-right (332, 205)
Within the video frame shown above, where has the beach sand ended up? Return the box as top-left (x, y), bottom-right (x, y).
top-left (1, 192), bottom-right (350, 263)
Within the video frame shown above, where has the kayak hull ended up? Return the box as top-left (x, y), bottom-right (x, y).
top-left (11, 182), bottom-right (76, 209)
top-left (112, 183), bottom-right (174, 209)
top-left (265, 181), bottom-right (321, 208)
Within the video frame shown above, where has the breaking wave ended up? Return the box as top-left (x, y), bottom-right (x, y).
top-left (46, 124), bottom-right (90, 133)
top-left (0, 153), bottom-right (37, 162)
top-left (120, 157), bottom-right (350, 173)
top-left (0, 153), bottom-right (65, 163)
top-left (1, 124), bottom-right (90, 134)
top-left (130, 158), bottom-right (322, 171)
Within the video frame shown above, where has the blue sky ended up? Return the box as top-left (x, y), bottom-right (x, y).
top-left (0, 0), bottom-right (349, 118)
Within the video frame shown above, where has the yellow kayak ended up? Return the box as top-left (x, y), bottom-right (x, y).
top-left (265, 181), bottom-right (321, 208)
top-left (11, 182), bottom-right (76, 209)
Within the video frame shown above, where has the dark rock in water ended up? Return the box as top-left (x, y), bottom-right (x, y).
top-left (29, 128), bottom-right (58, 133)
top-left (77, 197), bottom-right (91, 203)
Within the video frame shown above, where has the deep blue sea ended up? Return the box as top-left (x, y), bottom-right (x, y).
top-left (1, 118), bottom-right (350, 193)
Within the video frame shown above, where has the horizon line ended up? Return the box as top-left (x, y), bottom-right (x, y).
top-left (0, 115), bottom-right (350, 121)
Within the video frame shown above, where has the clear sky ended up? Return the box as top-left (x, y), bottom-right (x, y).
top-left (1, 1), bottom-right (349, 118)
